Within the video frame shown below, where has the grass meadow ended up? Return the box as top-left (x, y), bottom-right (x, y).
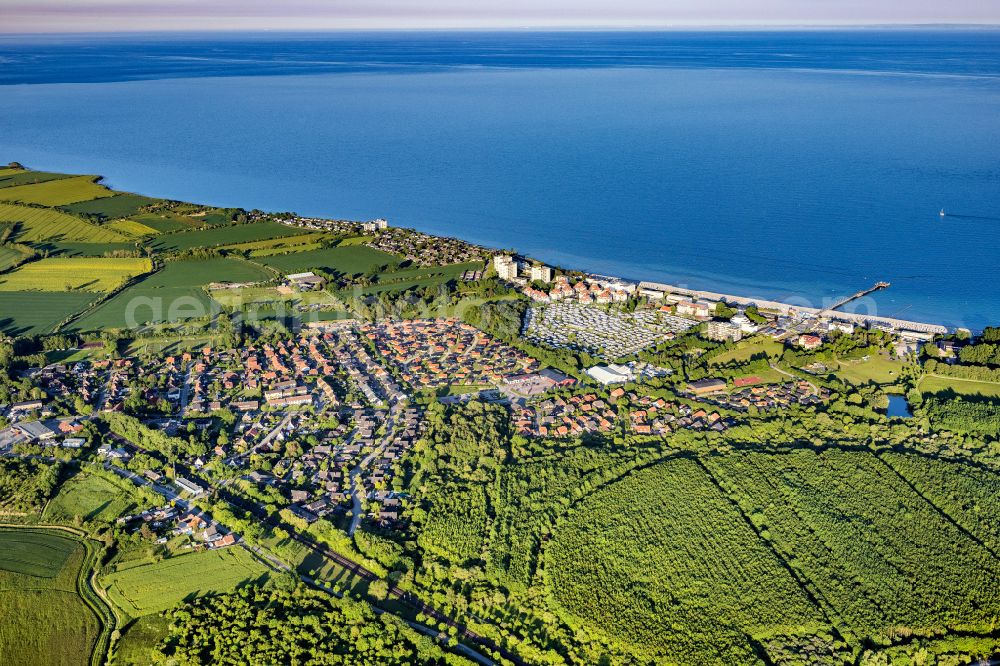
top-left (103, 547), bottom-right (269, 619)
top-left (0, 170), bottom-right (74, 189)
top-left (0, 257), bottom-right (152, 292)
top-left (129, 212), bottom-right (205, 233)
top-left (340, 261), bottom-right (482, 297)
top-left (62, 193), bottom-right (162, 220)
top-left (0, 291), bottom-right (98, 335)
top-left (0, 529), bottom-right (102, 666)
top-left (833, 353), bottom-right (905, 385)
top-left (220, 231), bottom-right (330, 254)
top-left (114, 614), bottom-right (171, 666)
top-left (150, 221), bottom-right (308, 252)
top-left (257, 245), bottom-right (401, 276)
top-left (919, 373), bottom-right (1000, 398)
top-left (69, 257), bottom-right (272, 330)
top-left (45, 471), bottom-right (151, 524)
top-left (709, 337), bottom-right (784, 365)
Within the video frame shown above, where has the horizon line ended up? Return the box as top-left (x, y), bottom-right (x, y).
top-left (2, 23), bottom-right (1000, 37)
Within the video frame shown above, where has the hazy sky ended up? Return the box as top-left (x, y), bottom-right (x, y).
top-left (2, 0), bottom-right (998, 33)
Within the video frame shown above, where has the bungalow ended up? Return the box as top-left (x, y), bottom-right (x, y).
top-left (288, 505), bottom-right (319, 524)
top-left (61, 437), bottom-right (85, 449)
top-left (97, 444), bottom-right (130, 460)
top-left (57, 419), bottom-right (84, 434)
top-left (179, 513), bottom-right (207, 531)
top-left (213, 533), bottom-right (237, 548)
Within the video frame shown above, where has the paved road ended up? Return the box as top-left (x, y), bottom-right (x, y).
top-left (225, 412), bottom-right (293, 466)
top-left (100, 394), bottom-right (522, 664)
top-left (178, 366), bottom-right (193, 414)
top-left (347, 405), bottom-right (401, 536)
top-left (770, 362), bottom-right (819, 392)
top-left (213, 478), bottom-right (526, 666)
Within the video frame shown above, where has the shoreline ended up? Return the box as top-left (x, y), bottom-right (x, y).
top-left (2, 161), bottom-right (959, 336)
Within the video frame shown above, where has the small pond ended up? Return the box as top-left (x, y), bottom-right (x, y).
top-left (887, 394), bottom-right (913, 418)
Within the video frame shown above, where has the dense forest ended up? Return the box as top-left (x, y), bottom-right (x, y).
top-left (393, 399), bottom-right (1000, 666)
top-left (155, 583), bottom-right (471, 665)
top-left (0, 458), bottom-right (62, 513)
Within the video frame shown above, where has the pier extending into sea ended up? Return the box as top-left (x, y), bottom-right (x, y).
top-left (637, 280), bottom-right (948, 336)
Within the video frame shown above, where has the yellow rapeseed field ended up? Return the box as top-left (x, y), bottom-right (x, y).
top-left (0, 175), bottom-right (114, 206)
top-left (0, 257), bottom-right (152, 292)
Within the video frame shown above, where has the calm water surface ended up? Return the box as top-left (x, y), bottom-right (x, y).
top-left (0, 32), bottom-right (997, 327)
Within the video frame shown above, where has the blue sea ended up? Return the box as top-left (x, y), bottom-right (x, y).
top-left (0, 31), bottom-right (998, 328)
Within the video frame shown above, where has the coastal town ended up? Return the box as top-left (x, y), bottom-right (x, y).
top-left (0, 7), bottom-right (996, 662)
top-left (0, 239), bottom-right (959, 553)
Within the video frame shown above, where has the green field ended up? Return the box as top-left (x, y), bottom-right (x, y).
top-left (709, 336), bottom-right (784, 365)
top-left (129, 212), bottom-right (205, 234)
top-left (45, 471), bottom-right (151, 524)
top-left (38, 241), bottom-right (140, 257)
top-left (149, 221), bottom-right (308, 253)
top-left (919, 373), bottom-right (1000, 398)
top-left (220, 231), bottom-right (330, 254)
top-left (69, 258), bottom-right (272, 330)
top-left (124, 334), bottom-right (226, 357)
top-left (0, 244), bottom-right (31, 272)
top-left (0, 170), bottom-right (74, 189)
top-left (45, 345), bottom-right (112, 364)
top-left (61, 193), bottom-right (161, 220)
top-left (0, 175), bottom-right (113, 206)
top-left (832, 353), bottom-right (905, 385)
top-left (0, 291), bottom-right (98, 335)
top-left (103, 548), bottom-right (269, 618)
top-left (257, 245), bottom-right (401, 276)
top-left (0, 202), bottom-right (129, 243)
top-left (0, 529), bottom-right (77, 577)
top-left (344, 261), bottom-right (482, 297)
top-left (0, 257), bottom-right (152, 292)
top-left (0, 529), bottom-right (103, 666)
top-left (210, 284), bottom-right (340, 309)
top-left (146, 257), bottom-right (272, 286)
